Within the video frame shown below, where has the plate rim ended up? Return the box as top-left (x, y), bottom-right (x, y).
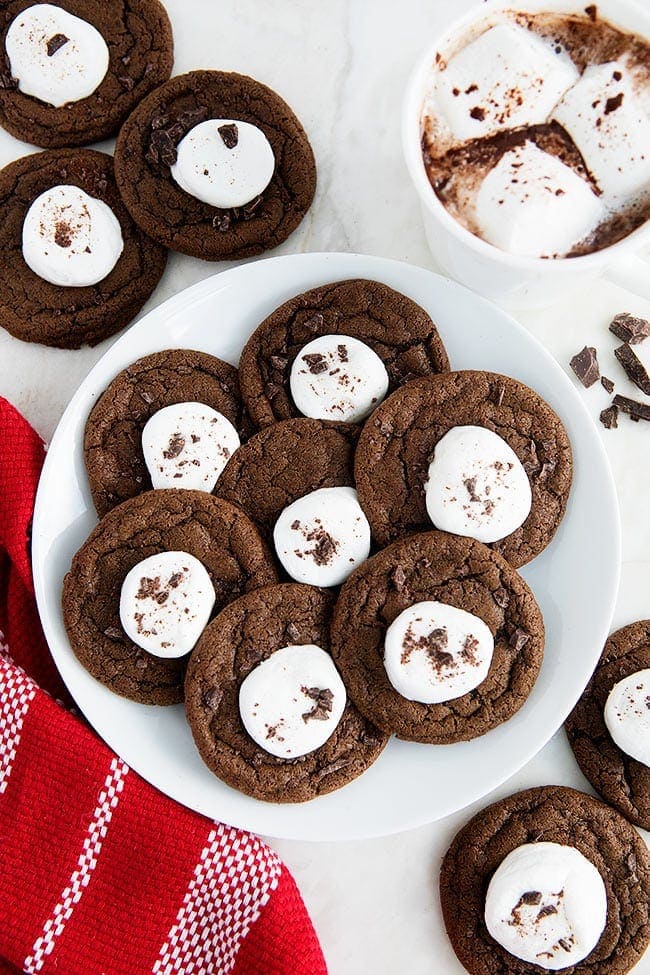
top-left (32, 251), bottom-right (622, 840)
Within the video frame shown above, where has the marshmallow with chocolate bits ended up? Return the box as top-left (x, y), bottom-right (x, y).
top-left (604, 668), bottom-right (650, 766)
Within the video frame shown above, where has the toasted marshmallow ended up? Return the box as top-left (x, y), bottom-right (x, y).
top-left (273, 486), bottom-right (371, 587)
top-left (433, 23), bottom-right (578, 144)
top-left (22, 185), bottom-right (123, 287)
top-left (473, 142), bottom-right (604, 257)
top-left (384, 600), bottom-right (494, 704)
top-left (5, 3), bottom-right (109, 107)
top-left (142, 402), bottom-right (240, 492)
top-left (238, 644), bottom-right (346, 758)
top-left (552, 61), bottom-right (650, 204)
top-left (604, 669), bottom-right (650, 766)
top-left (119, 552), bottom-right (215, 658)
top-left (426, 425), bottom-right (532, 544)
top-left (485, 842), bottom-right (607, 969)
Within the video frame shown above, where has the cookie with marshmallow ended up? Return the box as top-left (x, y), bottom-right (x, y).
top-left (115, 70), bottom-right (316, 261)
top-left (0, 0), bottom-right (172, 148)
top-left (84, 349), bottom-right (252, 517)
top-left (331, 530), bottom-right (544, 743)
top-left (184, 584), bottom-right (388, 803)
top-left (239, 278), bottom-right (449, 428)
top-left (441, 785), bottom-right (650, 975)
top-left (62, 490), bottom-right (278, 705)
top-left (566, 620), bottom-right (650, 829)
top-left (0, 148), bottom-right (167, 348)
top-left (355, 370), bottom-right (572, 568)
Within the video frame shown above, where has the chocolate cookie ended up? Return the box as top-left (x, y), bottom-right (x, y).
top-left (84, 349), bottom-right (251, 517)
top-left (355, 371), bottom-right (572, 568)
top-left (114, 70), bottom-right (316, 261)
top-left (440, 785), bottom-right (650, 975)
top-left (566, 621), bottom-right (650, 830)
top-left (0, 148), bottom-right (167, 348)
top-left (62, 490), bottom-right (278, 705)
top-left (215, 418), bottom-right (357, 542)
top-left (330, 530), bottom-right (544, 744)
top-left (238, 278), bottom-right (450, 428)
top-left (0, 0), bottom-right (173, 148)
top-left (184, 583), bottom-right (388, 802)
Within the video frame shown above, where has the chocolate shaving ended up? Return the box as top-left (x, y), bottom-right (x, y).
top-left (570, 346), bottom-right (600, 387)
top-left (609, 312), bottom-right (650, 345)
top-left (163, 433), bottom-right (185, 459)
top-left (218, 122), bottom-right (239, 148)
top-left (301, 686), bottom-right (334, 722)
top-left (302, 352), bottom-right (328, 375)
top-left (613, 394), bottom-right (650, 422)
top-left (600, 376), bottom-right (615, 394)
top-left (337, 344), bottom-right (349, 362)
top-left (464, 477), bottom-right (480, 502)
top-left (600, 405), bottom-right (618, 429)
top-left (615, 344), bottom-right (650, 394)
top-left (54, 222), bottom-right (72, 248)
top-left (305, 527), bottom-right (338, 565)
top-left (401, 624), bottom-right (452, 670)
top-left (47, 33), bottom-right (69, 56)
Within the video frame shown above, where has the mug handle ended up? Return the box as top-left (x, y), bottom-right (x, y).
top-left (603, 254), bottom-right (650, 303)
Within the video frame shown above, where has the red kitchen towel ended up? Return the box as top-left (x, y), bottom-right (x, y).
top-left (0, 396), bottom-right (327, 975)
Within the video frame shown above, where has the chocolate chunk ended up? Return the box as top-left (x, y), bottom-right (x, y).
top-left (509, 628), bottom-right (531, 651)
top-left (493, 587), bottom-right (510, 609)
top-left (613, 394), bottom-right (650, 422)
top-left (202, 687), bottom-right (223, 710)
top-left (103, 626), bottom-right (124, 640)
top-left (614, 343), bottom-right (650, 394)
top-left (118, 75), bottom-right (135, 91)
top-left (212, 212), bottom-right (232, 232)
top-left (464, 477), bottom-right (480, 502)
top-left (601, 376), bottom-right (615, 394)
top-left (570, 346), bottom-right (600, 388)
top-left (470, 106), bottom-right (486, 121)
top-left (584, 4), bottom-right (597, 20)
top-left (303, 312), bottom-right (324, 333)
top-left (305, 527), bottom-right (338, 565)
top-left (609, 312), bottom-right (650, 345)
top-left (599, 405), bottom-right (618, 429)
top-left (218, 123), bottom-right (239, 148)
top-left (538, 904), bottom-right (558, 918)
top-left (46, 33), bottom-right (69, 56)
top-left (163, 433), bottom-right (185, 459)
top-left (302, 352), bottom-right (328, 375)
top-left (285, 622), bottom-right (301, 642)
top-left (301, 686), bottom-right (334, 722)
top-left (519, 891), bottom-right (542, 906)
top-left (392, 565), bottom-right (406, 591)
top-left (604, 92), bottom-right (624, 114)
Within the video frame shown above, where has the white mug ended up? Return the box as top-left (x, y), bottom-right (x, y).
top-left (402, 0), bottom-right (650, 308)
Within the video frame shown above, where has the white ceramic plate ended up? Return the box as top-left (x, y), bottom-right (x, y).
top-left (32, 253), bottom-right (620, 841)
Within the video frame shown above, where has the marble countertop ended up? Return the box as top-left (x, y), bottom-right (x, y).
top-left (1, 1), bottom-right (649, 972)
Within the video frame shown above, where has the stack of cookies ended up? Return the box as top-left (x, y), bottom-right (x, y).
top-left (63, 276), bottom-right (575, 804)
top-left (0, 2), bottom-right (316, 347)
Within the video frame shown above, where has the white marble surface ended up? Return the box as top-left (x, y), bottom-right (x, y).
top-left (1, 1), bottom-right (649, 972)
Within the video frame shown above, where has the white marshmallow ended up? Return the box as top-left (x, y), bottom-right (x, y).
top-left (485, 842), bottom-right (607, 970)
top-left (171, 119), bottom-right (274, 208)
top-left (142, 402), bottom-right (240, 493)
top-left (22, 185), bottom-right (123, 287)
top-left (6, 3), bottom-right (109, 108)
top-left (383, 600), bottom-right (494, 704)
top-left (426, 425), bottom-right (532, 544)
top-left (289, 335), bottom-right (389, 423)
top-left (553, 62), bottom-right (650, 204)
top-left (239, 644), bottom-right (346, 758)
top-left (434, 24), bottom-right (578, 144)
top-left (119, 552), bottom-right (215, 658)
top-left (604, 669), bottom-right (650, 766)
top-left (273, 486), bottom-right (370, 588)
top-left (474, 142), bottom-right (604, 258)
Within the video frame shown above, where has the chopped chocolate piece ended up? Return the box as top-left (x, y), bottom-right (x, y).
top-left (218, 123), bottom-right (239, 148)
top-left (212, 212), bottom-right (232, 232)
top-left (303, 313), bottom-right (324, 333)
top-left (163, 433), bottom-right (185, 459)
top-left (609, 312), bottom-right (650, 345)
top-left (615, 343), bottom-right (650, 394)
top-left (46, 33), bottom-right (69, 56)
top-left (302, 352), bottom-right (328, 375)
top-left (613, 395), bottom-right (650, 422)
top-left (518, 891), bottom-right (543, 907)
top-left (601, 376), bottom-right (615, 394)
top-left (509, 628), bottom-right (531, 651)
top-left (202, 687), bottom-right (223, 710)
top-left (470, 106), bottom-right (486, 121)
top-left (118, 75), bottom-right (135, 91)
top-left (285, 622), bottom-right (301, 642)
top-left (103, 626), bottom-right (123, 640)
top-left (570, 346), bottom-right (600, 388)
top-left (584, 4), bottom-right (597, 20)
top-left (392, 565), bottom-right (406, 590)
top-left (599, 405), bottom-right (618, 429)
top-left (301, 686), bottom-right (334, 722)
top-left (54, 222), bottom-right (72, 248)
top-left (493, 587), bottom-right (510, 609)
top-left (538, 904), bottom-right (559, 919)
top-left (604, 92), bottom-right (624, 114)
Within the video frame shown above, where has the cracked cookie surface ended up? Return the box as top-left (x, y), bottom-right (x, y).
top-left (440, 785), bottom-right (650, 975)
top-left (215, 417), bottom-right (357, 542)
top-left (565, 621), bottom-right (650, 830)
top-left (84, 349), bottom-right (251, 517)
top-left (0, 148), bottom-right (167, 348)
top-left (114, 70), bottom-right (316, 261)
top-left (0, 0), bottom-right (173, 147)
top-left (62, 489), bottom-right (278, 705)
top-left (355, 370), bottom-right (573, 567)
top-left (330, 530), bottom-right (544, 743)
top-left (184, 583), bottom-right (388, 803)
top-left (238, 278), bottom-right (450, 428)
